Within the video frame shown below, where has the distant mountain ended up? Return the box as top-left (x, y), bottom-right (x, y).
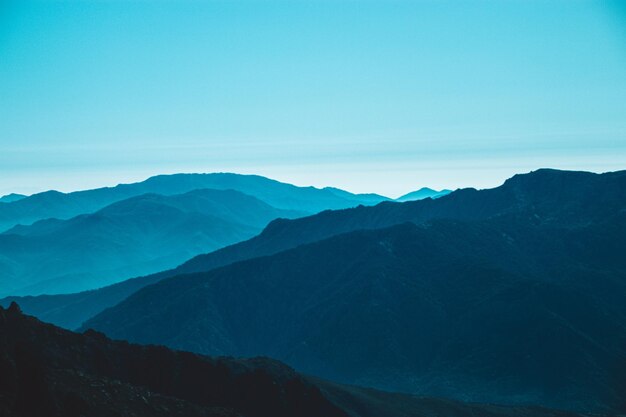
top-left (0, 269), bottom-right (183, 330)
top-left (0, 193), bottom-right (26, 203)
top-left (0, 173), bottom-right (389, 232)
top-left (0, 189), bottom-right (301, 297)
top-left (0, 303), bottom-right (581, 417)
top-left (81, 169), bottom-right (626, 414)
top-left (396, 187), bottom-right (451, 201)
top-left (6, 169), bottom-right (625, 330)
top-left (323, 187), bottom-right (390, 205)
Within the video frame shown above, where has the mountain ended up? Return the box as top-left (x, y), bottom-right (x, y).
top-left (173, 169), bottom-right (626, 276)
top-left (5, 169), bottom-right (625, 329)
top-left (396, 187), bottom-right (451, 201)
top-left (82, 169), bottom-right (626, 414)
top-left (0, 173), bottom-right (389, 232)
top-left (0, 302), bottom-right (345, 417)
top-left (0, 189), bottom-right (301, 297)
top-left (0, 193), bottom-right (26, 203)
top-left (0, 303), bottom-right (582, 417)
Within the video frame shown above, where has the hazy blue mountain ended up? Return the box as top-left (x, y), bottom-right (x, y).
top-left (395, 187), bottom-right (451, 201)
top-left (80, 169), bottom-right (626, 414)
top-left (0, 189), bottom-right (301, 297)
top-left (0, 173), bottom-right (389, 232)
top-left (0, 303), bottom-right (582, 417)
top-left (0, 269), bottom-right (182, 330)
top-left (323, 187), bottom-right (391, 205)
top-left (6, 169), bottom-right (624, 329)
top-left (0, 193), bottom-right (27, 203)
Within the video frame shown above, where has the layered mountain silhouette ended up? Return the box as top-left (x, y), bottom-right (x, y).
top-left (395, 187), bottom-right (451, 201)
top-left (0, 189), bottom-right (301, 297)
top-left (0, 173), bottom-right (389, 232)
top-left (78, 169), bottom-right (626, 413)
top-left (5, 169), bottom-right (625, 330)
top-left (0, 193), bottom-right (26, 204)
top-left (0, 303), bottom-right (582, 417)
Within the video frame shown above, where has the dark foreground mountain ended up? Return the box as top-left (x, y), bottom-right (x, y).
top-left (395, 187), bottom-right (451, 201)
top-left (0, 303), bottom-right (581, 417)
top-left (83, 211), bottom-right (626, 412)
top-left (6, 169), bottom-right (625, 329)
top-left (0, 173), bottom-right (389, 232)
top-left (0, 189), bottom-right (301, 297)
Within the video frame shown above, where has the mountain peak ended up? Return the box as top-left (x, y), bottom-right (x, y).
top-left (396, 187), bottom-right (452, 202)
top-left (7, 301), bottom-right (21, 314)
top-left (0, 193), bottom-right (27, 203)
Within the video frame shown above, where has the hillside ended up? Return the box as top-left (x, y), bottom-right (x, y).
top-left (0, 303), bottom-right (581, 417)
top-left (84, 215), bottom-right (626, 412)
top-left (0, 189), bottom-right (300, 297)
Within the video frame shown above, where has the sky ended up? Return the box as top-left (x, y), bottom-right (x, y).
top-left (1, 0), bottom-right (625, 198)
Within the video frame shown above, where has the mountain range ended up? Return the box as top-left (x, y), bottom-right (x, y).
top-left (4, 169), bottom-right (624, 329)
top-left (0, 189), bottom-right (301, 297)
top-left (0, 173), bottom-right (389, 232)
top-left (0, 302), bottom-right (582, 417)
top-left (77, 169), bottom-right (626, 414)
top-left (1, 169), bottom-right (624, 414)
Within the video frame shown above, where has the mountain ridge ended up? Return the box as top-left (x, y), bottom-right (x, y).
top-left (0, 173), bottom-right (389, 232)
top-left (4, 168), bottom-right (625, 329)
top-left (396, 187), bottom-right (452, 201)
top-left (0, 193), bottom-right (27, 204)
top-left (82, 212), bottom-right (626, 413)
top-left (0, 188), bottom-right (300, 297)
top-left (79, 168), bottom-right (626, 413)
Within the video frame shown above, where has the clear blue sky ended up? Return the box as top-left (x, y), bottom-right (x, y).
top-left (1, 0), bottom-right (625, 197)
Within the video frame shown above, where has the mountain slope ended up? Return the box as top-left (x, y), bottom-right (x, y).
top-left (84, 215), bottom-right (626, 413)
top-left (174, 168), bottom-right (626, 275)
top-left (396, 187), bottom-right (451, 201)
top-left (0, 173), bottom-right (389, 232)
top-left (0, 303), bottom-right (582, 417)
top-left (82, 171), bottom-right (626, 413)
top-left (313, 378), bottom-right (580, 417)
top-left (0, 189), bottom-right (300, 297)
top-left (6, 169), bottom-right (625, 329)
top-left (0, 302), bottom-right (345, 417)
top-left (0, 269), bottom-right (180, 330)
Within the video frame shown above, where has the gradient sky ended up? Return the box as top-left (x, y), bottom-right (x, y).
top-left (1, 0), bottom-right (625, 197)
